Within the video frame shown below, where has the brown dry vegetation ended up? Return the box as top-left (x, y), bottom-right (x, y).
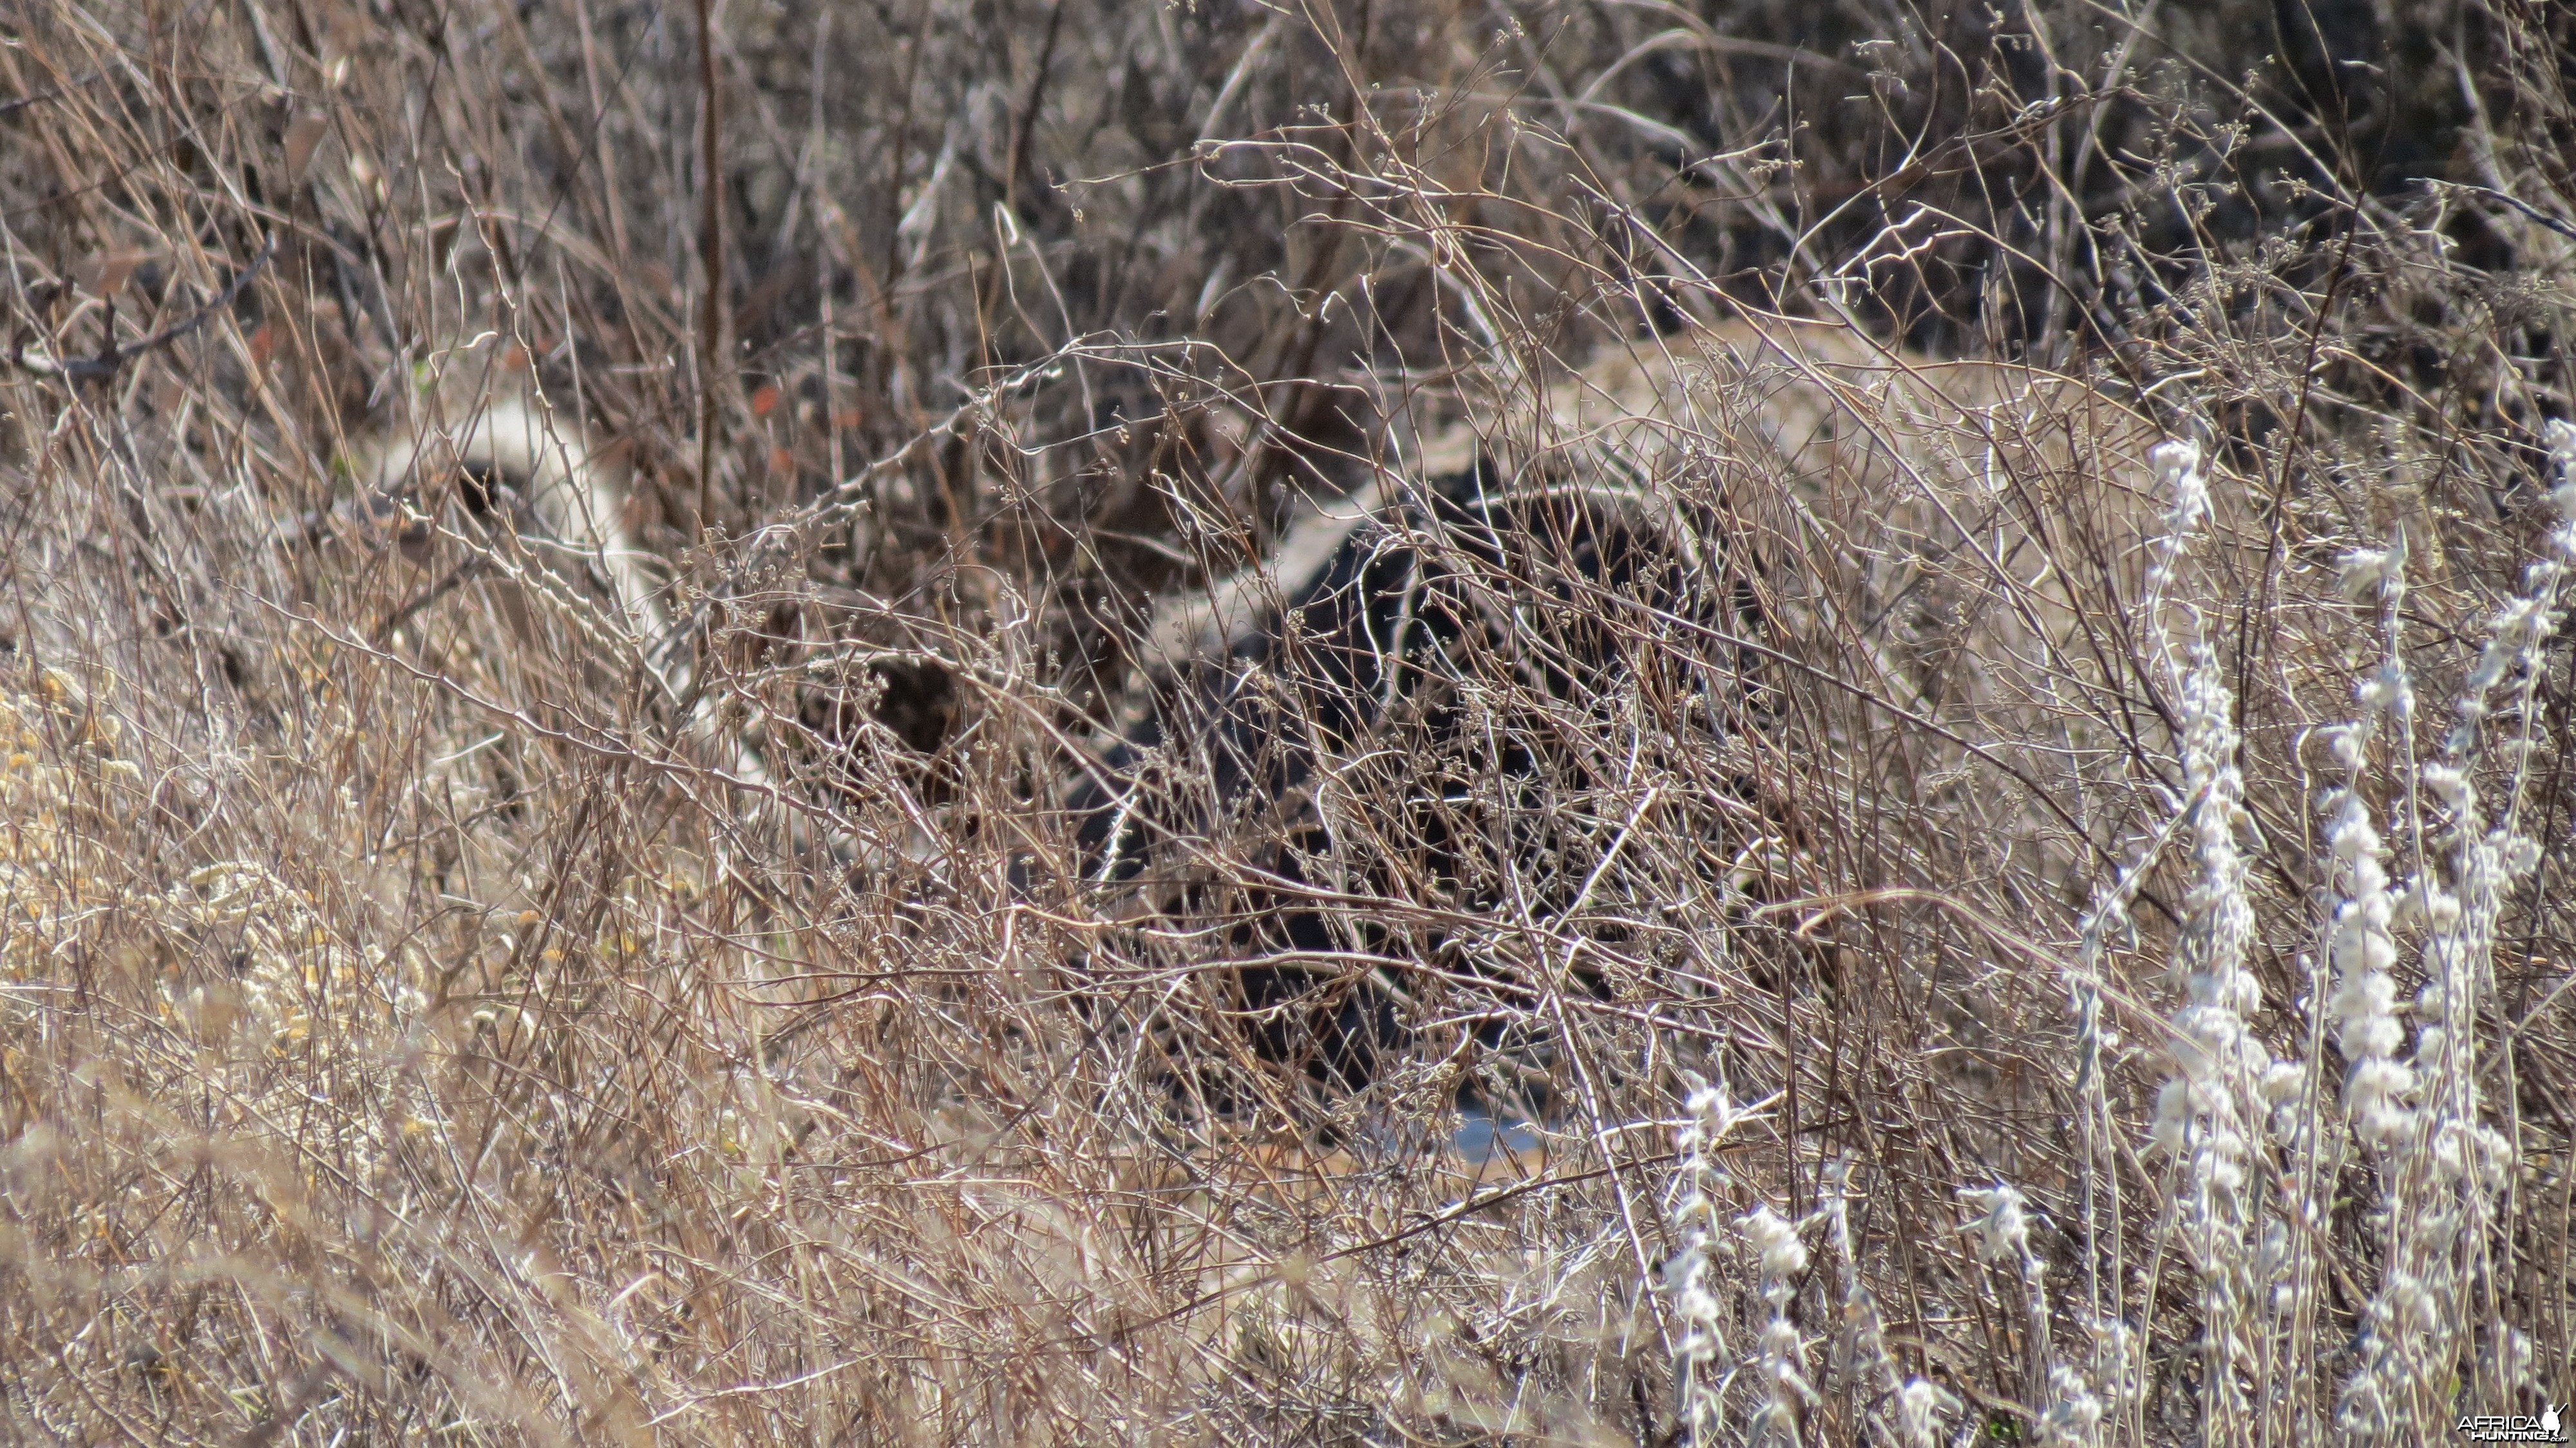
top-left (3, 0), bottom-right (2575, 1443)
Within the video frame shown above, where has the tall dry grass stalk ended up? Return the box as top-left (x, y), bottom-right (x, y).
top-left (2, 0), bottom-right (2572, 1442)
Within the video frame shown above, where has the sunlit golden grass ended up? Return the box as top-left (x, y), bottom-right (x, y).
top-left (3, 0), bottom-right (2573, 1442)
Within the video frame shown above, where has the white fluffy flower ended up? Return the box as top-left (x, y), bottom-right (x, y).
top-left (1958, 1183), bottom-right (2032, 1266)
top-left (2152, 439), bottom-right (2210, 536)
top-left (2548, 418), bottom-right (2576, 523)
top-left (2338, 546), bottom-right (2399, 600)
top-left (2038, 1364), bottom-right (2105, 1446)
top-left (1894, 1378), bottom-right (1954, 1448)
top-left (1739, 1203), bottom-right (1808, 1294)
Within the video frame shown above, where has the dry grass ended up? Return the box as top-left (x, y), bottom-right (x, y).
top-left (1, 0), bottom-right (2573, 1442)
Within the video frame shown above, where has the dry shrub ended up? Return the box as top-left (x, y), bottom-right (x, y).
top-left (1, 0), bottom-right (2572, 1443)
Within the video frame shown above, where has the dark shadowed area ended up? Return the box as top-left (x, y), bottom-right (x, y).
top-left (1, 0), bottom-right (2572, 1442)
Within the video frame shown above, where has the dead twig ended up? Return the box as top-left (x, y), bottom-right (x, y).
top-left (6, 232), bottom-right (276, 383)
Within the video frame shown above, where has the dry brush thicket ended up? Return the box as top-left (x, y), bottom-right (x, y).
top-left (3, 0), bottom-right (2574, 1442)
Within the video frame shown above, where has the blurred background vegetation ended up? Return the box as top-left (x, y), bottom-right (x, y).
top-left (2, 0), bottom-right (2572, 1442)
